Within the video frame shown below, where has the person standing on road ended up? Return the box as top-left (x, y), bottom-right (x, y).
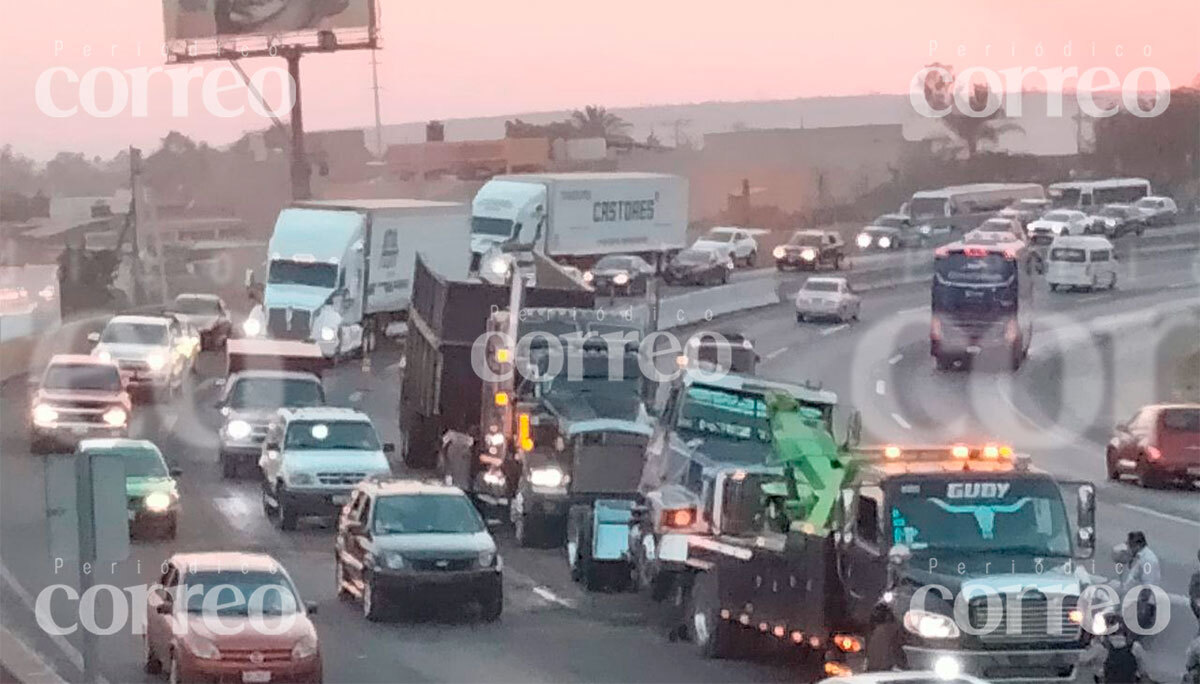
top-left (1121, 531), bottom-right (1162, 636)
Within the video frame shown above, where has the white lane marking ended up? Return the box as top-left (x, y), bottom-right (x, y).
top-left (532, 586), bottom-right (576, 609)
top-left (1169, 281), bottom-right (1197, 289)
top-left (1117, 503), bottom-right (1200, 528)
top-left (0, 560), bottom-right (97, 678)
top-left (821, 324), bottom-right (848, 336)
top-left (891, 413), bottom-right (912, 430)
top-left (888, 354), bottom-right (903, 365)
top-left (0, 625), bottom-right (69, 684)
top-left (875, 380), bottom-right (886, 396)
top-left (348, 391), bottom-right (364, 403)
top-left (1077, 295), bottom-right (1105, 303)
top-left (898, 306), bottom-right (928, 315)
top-left (763, 346), bottom-right (789, 361)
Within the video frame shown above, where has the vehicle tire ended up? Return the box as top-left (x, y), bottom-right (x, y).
top-left (1049, 283), bottom-right (1059, 292)
top-left (1108, 272), bottom-right (1118, 290)
top-left (775, 263), bottom-right (785, 272)
top-left (796, 313), bottom-right (804, 324)
top-left (162, 514), bottom-right (178, 541)
top-left (745, 250), bottom-right (756, 268)
top-left (514, 511), bottom-right (544, 548)
top-left (362, 572), bottom-right (387, 622)
top-left (1136, 227), bottom-right (1145, 237)
top-left (688, 571), bottom-right (737, 659)
top-left (261, 481), bottom-right (274, 516)
top-left (276, 483), bottom-right (298, 531)
top-left (143, 633), bottom-right (162, 675)
top-left (834, 254), bottom-right (844, 270)
top-left (30, 436), bottom-right (50, 455)
top-left (481, 585), bottom-right (503, 622)
top-left (853, 304), bottom-right (861, 321)
top-left (721, 269), bottom-right (729, 285)
top-left (1106, 449), bottom-right (1120, 481)
top-left (866, 621), bottom-right (905, 671)
top-left (934, 354), bottom-right (954, 372)
top-left (839, 306), bottom-right (849, 323)
top-left (1009, 343), bottom-right (1023, 371)
top-left (220, 455), bottom-right (238, 480)
top-left (1135, 458), bottom-right (1162, 489)
top-left (335, 557), bottom-right (352, 601)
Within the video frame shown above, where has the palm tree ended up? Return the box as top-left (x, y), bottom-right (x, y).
top-left (921, 64), bottom-right (1024, 159)
top-left (570, 105), bottom-right (631, 139)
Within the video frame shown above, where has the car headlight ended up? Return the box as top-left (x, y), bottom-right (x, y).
top-left (96, 350), bottom-right (113, 363)
top-left (800, 248), bottom-right (816, 261)
top-left (102, 407), bottom-right (127, 427)
top-left (145, 353), bottom-right (167, 371)
top-left (741, 339), bottom-right (754, 350)
top-left (878, 236), bottom-right (892, 249)
top-left (582, 271), bottom-right (594, 282)
top-left (33, 403), bottom-right (59, 426)
top-left (856, 233), bottom-right (872, 248)
top-left (380, 551), bottom-right (405, 570)
top-left (529, 466), bottom-right (565, 488)
top-left (613, 272), bottom-right (630, 285)
top-left (187, 635), bottom-right (221, 660)
top-left (1052, 224), bottom-right (1064, 234)
top-left (319, 326), bottom-right (337, 342)
top-left (242, 317), bottom-right (262, 337)
top-left (287, 472), bottom-right (316, 486)
top-left (144, 491), bottom-right (173, 512)
top-left (225, 420), bottom-right (252, 440)
top-left (772, 246), bottom-right (787, 259)
top-left (919, 225), bottom-right (932, 235)
top-left (291, 632), bottom-right (319, 660)
top-left (903, 609), bottom-right (960, 639)
top-left (478, 550), bottom-right (497, 568)
top-left (933, 655), bottom-right (962, 680)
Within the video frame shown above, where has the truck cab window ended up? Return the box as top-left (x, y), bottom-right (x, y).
top-left (855, 489), bottom-right (882, 548)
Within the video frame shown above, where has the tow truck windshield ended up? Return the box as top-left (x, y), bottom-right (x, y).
top-left (43, 364), bottom-right (121, 391)
top-left (228, 378), bottom-right (324, 409)
top-left (886, 476), bottom-right (1073, 558)
top-left (676, 386), bottom-right (771, 443)
top-left (373, 494), bottom-right (485, 534)
top-left (285, 421), bottom-right (380, 451)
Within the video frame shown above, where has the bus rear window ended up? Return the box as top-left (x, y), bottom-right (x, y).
top-left (935, 254), bottom-right (1015, 284)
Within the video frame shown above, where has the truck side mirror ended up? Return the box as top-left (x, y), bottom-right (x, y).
top-left (1075, 484), bottom-right (1096, 559)
top-left (844, 410), bottom-right (862, 448)
top-left (382, 443), bottom-right (396, 454)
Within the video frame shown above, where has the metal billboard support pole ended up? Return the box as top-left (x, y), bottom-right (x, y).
top-left (285, 49), bottom-right (311, 201)
top-left (74, 453), bottom-right (100, 684)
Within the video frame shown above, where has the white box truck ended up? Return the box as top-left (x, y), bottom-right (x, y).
top-left (470, 172), bottom-right (687, 270)
top-left (244, 199), bottom-right (470, 358)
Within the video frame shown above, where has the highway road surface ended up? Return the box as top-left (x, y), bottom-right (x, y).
top-left (1, 237), bottom-right (1197, 683)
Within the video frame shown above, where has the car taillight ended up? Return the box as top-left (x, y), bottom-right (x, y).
top-left (660, 507), bottom-right (696, 529)
top-left (1145, 445), bottom-right (1162, 461)
top-left (930, 317), bottom-right (942, 340)
top-left (1004, 319), bottom-right (1019, 342)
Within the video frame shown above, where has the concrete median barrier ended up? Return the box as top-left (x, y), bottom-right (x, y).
top-left (657, 277), bottom-right (780, 330)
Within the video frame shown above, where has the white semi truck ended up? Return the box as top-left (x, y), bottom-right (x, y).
top-left (470, 172), bottom-right (688, 271)
top-left (244, 199), bottom-right (471, 358)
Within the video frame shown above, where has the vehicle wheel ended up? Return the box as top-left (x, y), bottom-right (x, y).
top-left (1009, 343), bottom-right (1023, 371)
top-left (775, 263), bottom-right (785, 272)
top-left (853, 305), bottom-right (861, 321)
top-left (934, 355), bottom-right (954, 371)
top-left (143, 633), bottom-right (162, 675)
top-left (1108, 272), bottom-right (1118, 290)
top-left (261, 482), bottom-right (274, 516)
top-left (1136, 227), bottom-right (1145, 236)
top-left (30, 437), bottom-right (50, 455)
top-left (834, 254), bottom-right (844, 270)
top-left (1106, 449), bottom-right (1120, 481)
top-left (276, 483), bottom-right (298, 531)
top-left (839, 306), bottom-right (849, 323)
top-left (515, 511), bottom-right (543, 548)
top-left (1049, 283), bottom-right (1059, 292)
top-left (480, 586), bottom-right (503, 622)
top-left (689, 571), bottom-right (737, 659)
top-left (745, 250), bottom-right (756, 267)
top-left (162, 514), bottom-right (178, 541)
top-left (721, 269), bottom-right (729, 285)
top-left (335, 557), bottom-right (352, 601)
top-left (362, 572), bottom-right (387, 621)
top-left (796, 313), bottom-right (804, 324)
top-left (866, 621), bottom-right (905, 671)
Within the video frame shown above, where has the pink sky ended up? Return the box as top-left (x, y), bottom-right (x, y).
top-left (1, 0), bottom-right (1197, 160)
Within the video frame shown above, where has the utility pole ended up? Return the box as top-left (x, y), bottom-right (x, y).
top-left (286, 48), bottom-right (311, 200)
top-left (370, 48), bottom-right (384, 157)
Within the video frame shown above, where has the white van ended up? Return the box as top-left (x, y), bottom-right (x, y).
top-left (1046, 235), bottom-right (1118, 292)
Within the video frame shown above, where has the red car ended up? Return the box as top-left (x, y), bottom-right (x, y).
top-left (1106, 404), bottom-right (1200, 487)
top-left (145, 552), bottom-right (322, 683)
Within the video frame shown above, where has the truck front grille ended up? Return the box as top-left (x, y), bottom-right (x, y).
top-left (266, 308), bottom-right (311, 341)
top-left (316, 472), bottom-right (366, 486)
top-left (409, 557), bottom-right (475, 572)
top-left (969, 594), bottom-right (1080, 642)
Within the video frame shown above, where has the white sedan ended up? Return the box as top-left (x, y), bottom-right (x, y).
top-left (1027, 210), bottom-right (1089, 239)
top-left (795, 277), bottom-right (860, 323)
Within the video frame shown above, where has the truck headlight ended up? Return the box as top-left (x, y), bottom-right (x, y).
top-left (145, 353), bottom-right (167, 371)
top-left (856, 233), bottom-right (872, 248)
top-left (613, 272), bottom-right (630, 286)
top-left (319, 326), bottom-right (337, 342)
top-left (242, 317), bottom-right (262, 337)
top-left (529, 467), bottom-right (565, 488)
top-left (380, 551), bottom-right (405, 570)
top-left (225, 420), bottom-right (252, 440)
top-left (287, 472), bottom-right (316, 486)
top-left (33, 403), bottom-right (59, 426)
top-left (102, 407), bottom-right (127, 427)
top-left (903, 609), bottom-right (960, 639)
top-left (933, 655), bottom-right (962, 680)
top-left (878, 236), bottom-right (892, 249)
top-left (800, 248), bottom-right (816, 261)
top-left (772, 246), bottom-right (786, 259)
top-left (291, 632), bottom-right (319, 660)
top-left (144, 491), bottom-right (172, 512)
top-left (478, 550), bottom-right (497, 568)
top-left (582, 271), bottom-right (594, 283)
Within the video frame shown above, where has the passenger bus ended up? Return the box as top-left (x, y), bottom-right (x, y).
top-left (1047, 178), bottom-right (1151, 209)
top-left (906, 183), bottom-right (1045, 234)
top-left (931, 233), bottom-right (1036, 371)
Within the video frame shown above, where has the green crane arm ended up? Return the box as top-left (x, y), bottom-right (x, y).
top-left (762, 392), bottom-right (859, 532)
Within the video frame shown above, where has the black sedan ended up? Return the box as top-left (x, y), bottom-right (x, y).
top-left (663, 248), bottom-right (733, 286)
top-left (584, 255), bottom-right (656, 295)
top-left (1086, 204), bottom-right (1146, 238)
top-left (774, 230), bottom-right (845, 271)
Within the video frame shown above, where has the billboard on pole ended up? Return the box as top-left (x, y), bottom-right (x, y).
top-left (163, 0), bottom-right (374, 42)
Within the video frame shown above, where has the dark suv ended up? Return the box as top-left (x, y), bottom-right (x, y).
top-left (334, 479), bottom-right (502, 621)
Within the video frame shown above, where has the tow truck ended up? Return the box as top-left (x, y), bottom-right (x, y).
top-left (663, 393), bottom-right (1100, 682)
